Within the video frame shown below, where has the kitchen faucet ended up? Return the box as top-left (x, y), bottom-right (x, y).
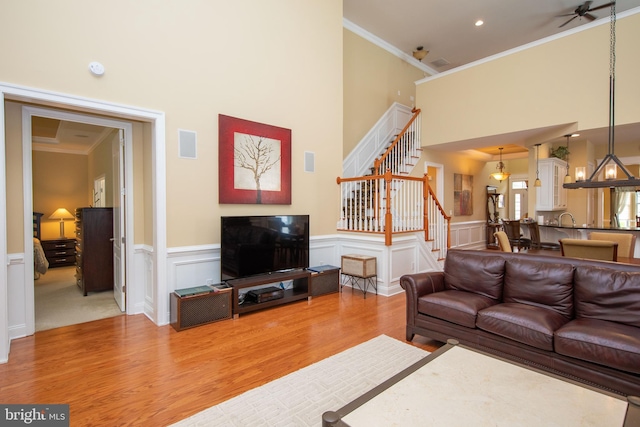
top-left (559, 212), bottom-right (576, 227)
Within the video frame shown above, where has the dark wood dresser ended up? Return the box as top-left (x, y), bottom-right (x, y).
top-left (41, 238), bottom-right (76, 268)
top-left (75, 207), bottom-right (114, 296)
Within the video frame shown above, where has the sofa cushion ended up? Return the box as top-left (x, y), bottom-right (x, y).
top-left (555, 318), bottom-right (640, 375)
top-left (477, 303), bottom-right (570, 351)
top-left (444, 251), bottom-right (505, 300)
top-left (418, 290), bottom-right (497, 328)
top-left (503, 258), bottom-right (574, 319)
top-left (574, 266), bottom-right (640, 328)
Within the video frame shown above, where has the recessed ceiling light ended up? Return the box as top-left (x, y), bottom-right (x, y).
top-left (475, 20), bottom-right (484, 27)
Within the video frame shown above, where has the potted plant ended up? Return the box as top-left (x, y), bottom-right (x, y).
top-left (550, 146), bottom-right (569, 161)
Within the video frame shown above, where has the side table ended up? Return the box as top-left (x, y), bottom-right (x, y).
top-left (41, 238), bottom-right (76, 268)
top-left (341, 254), bottom-right (377, 298)
top-left (308, 265), bottom-right (340, 296)
top-left (170, 284), bottom-right (232, 331)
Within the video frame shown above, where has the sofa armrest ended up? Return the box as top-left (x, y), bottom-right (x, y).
top-left (400, 272), bottom-right (445, 297)
top-left (400, 272), bottom-right (445, 341)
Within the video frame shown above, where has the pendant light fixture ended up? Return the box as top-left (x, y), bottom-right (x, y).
top-left (534, 144), bottom-right (542, 187)
top-left (564, 3), bottom-right (640, 189)
top-left (490, 147), bottom-right (511, 182)
top-left (412, 46), bottom-right (429, 62)
top-left (563, 133), bottom-right (579, 184)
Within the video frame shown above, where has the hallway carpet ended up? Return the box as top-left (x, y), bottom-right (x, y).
top-left (34, 266), bottom-right (123, 331)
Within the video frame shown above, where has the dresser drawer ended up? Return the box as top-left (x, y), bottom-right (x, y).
top-left (48, 255), bottom-right (76, 266)
top-left (41, 238), bottom-right (77, 268)
top-left (42, 240), bottom-right (75, 251)
top-left (45, 247), bottom-right (75, 257)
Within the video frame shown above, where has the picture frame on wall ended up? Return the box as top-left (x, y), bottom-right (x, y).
top-left (453, 173), bottom-right (473, 216)
top-left (218, 114), bottom-right (292, 204)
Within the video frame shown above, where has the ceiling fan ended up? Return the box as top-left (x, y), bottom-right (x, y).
top-left (557, 1), bottom-right (615, 28)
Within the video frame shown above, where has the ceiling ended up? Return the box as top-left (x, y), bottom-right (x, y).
top-left (31, 1), bottom-right (640, 158)
top-left (32, 116), bottom-right (115, 154)
top-left (344, 0), bottom-right (640, 158)
top-left (344, 0), bottom-right (640, 74)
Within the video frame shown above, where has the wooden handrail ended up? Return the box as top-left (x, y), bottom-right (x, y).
top-left (373, 108), bottom-right (421, 174)
top-left (426, 181), bottom-right (451, 247)
top-left (338, 107), bottom-right (450, 256)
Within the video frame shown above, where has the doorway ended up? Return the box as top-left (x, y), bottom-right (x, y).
top-left (509, 175), bottom-right (529, 220)
top-left (27, 107), bottom-right (128, 332)
top-left (1, 83), bottom-right (167, 361)
top-left (31, 115), bottom-right (124, 331)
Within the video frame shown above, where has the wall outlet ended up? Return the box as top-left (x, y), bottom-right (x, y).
top-left (205, 279), bottom-right (215, 285)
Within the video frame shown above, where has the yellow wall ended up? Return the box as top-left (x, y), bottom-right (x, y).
top-left (416, 13), bottom-right (640, 147)
top-left (343, 29), bottom-right (426, 156)
top-left (32, 151), bottom-right (88, 240)
top-left (87, 130), bottom-right (116, 208)
top-left (1, 1), bottom-right (343, 249)
top-left (416, 13), bottom-right (640, 225)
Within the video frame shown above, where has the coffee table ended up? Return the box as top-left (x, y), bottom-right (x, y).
top-left (322, 340), bottom-right (640, 427)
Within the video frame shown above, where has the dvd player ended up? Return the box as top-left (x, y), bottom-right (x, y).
top-left (246, 286), bottom-right (284, 303)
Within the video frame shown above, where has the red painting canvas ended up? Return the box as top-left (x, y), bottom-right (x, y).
top-left (219, 114), bottom-right (291, 204)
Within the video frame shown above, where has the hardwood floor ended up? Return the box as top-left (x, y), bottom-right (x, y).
top-left (0, 289), bottom-right (440, 426)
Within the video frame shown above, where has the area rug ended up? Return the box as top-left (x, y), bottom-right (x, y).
top-left (171, 335), bottom-right (429, 427)
top-left (35, 266), bottom-right (123, 331)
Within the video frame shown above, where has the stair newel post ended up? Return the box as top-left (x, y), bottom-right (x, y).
top-left (384, 168), bottom-right (393, 245)
top-left (423, 173), bottom-right (430, 242)
top-left (373, 157), bottom-right (382, 176)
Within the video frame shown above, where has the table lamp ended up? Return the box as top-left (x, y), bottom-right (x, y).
top-left (49, 208), bottom-right (75, 238)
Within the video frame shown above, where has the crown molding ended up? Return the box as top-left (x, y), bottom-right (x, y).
top-left (343, 18), bottom-right (438, 77)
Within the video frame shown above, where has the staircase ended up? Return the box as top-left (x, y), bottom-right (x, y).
top-left (337, 104), bottom-right (450, 259)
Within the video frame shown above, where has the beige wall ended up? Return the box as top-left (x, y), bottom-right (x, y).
top-left (343, 29), bottom-right (426, 156)
top-left (417, 13), bottom-right (640, 147)
top-left (416, 13), bottom-right (640, 226)
top-left (5, 102), bottom-right (24, 253)
top-left (32, 150), bottom-right (88, 241)
top-left (1, 1), bottom-right (343, 249)
top-left (87, 130), bottom-right (116, 208)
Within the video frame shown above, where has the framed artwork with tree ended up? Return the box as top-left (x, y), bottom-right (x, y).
top-left (218, 114), bottom-right (292, 204)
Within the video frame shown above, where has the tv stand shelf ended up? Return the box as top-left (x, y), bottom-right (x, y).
top-left (226, 269), bottom-right (311, 317)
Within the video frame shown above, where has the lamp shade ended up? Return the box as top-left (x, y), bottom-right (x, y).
top-left (49, 208), bottom-right (74, 220)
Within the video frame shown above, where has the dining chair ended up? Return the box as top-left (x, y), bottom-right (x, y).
top-left (494, 231), bottom-right (512, 252)
top-left (502, 220), bottom-right (531, 250)
top-left (588, 232), bottom-right (636, 258)
top-left (559, 238), bottom-right (618, 262)
top-left (525, 221), bottom-right (560, 250)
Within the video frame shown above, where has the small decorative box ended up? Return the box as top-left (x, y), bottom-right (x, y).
top-left (341, 254), bottom-right (376, 278)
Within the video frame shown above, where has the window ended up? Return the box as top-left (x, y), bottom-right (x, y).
top-left (510, 180), bottom-right (528, 220)
top-left (615, 189), bottom-right (637, 228)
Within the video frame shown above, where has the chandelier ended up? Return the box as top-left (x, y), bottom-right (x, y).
top-left (490, 147), bottom-right (511, 182)
top-left (564, 2), bottom-right (640, 189)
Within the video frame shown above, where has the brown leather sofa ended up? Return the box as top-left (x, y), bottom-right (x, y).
top-left (400, 249), bottom-right (640, 396)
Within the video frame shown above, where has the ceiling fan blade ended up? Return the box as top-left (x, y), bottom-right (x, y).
top-left (559, 15), bottom-right (578, 28)
top-left (588, 2), bottom-right (614, 12)
top-left (585, 13), bottom-right (597, 20)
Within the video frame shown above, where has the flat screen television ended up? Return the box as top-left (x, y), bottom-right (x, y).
top-left (221, 215), bottom-right (309, 280)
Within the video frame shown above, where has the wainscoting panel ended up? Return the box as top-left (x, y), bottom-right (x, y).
top-left (159, 225), bottom-right (485, 321)
top-left (450, 220), bottom-right (486, 250)
top-left (6, 254), bottom-right (27, 340)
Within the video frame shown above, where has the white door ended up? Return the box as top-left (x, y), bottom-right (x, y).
top-left (112, 129), bottom-right (126, 311)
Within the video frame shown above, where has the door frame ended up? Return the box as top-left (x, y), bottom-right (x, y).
top-left (0, 82), bottom-right (167, 362)
top-left (22, 105), bottom-right (132, 334)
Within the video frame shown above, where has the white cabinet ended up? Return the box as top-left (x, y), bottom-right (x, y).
top-left (536, 158), bottom-right (568, 211)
